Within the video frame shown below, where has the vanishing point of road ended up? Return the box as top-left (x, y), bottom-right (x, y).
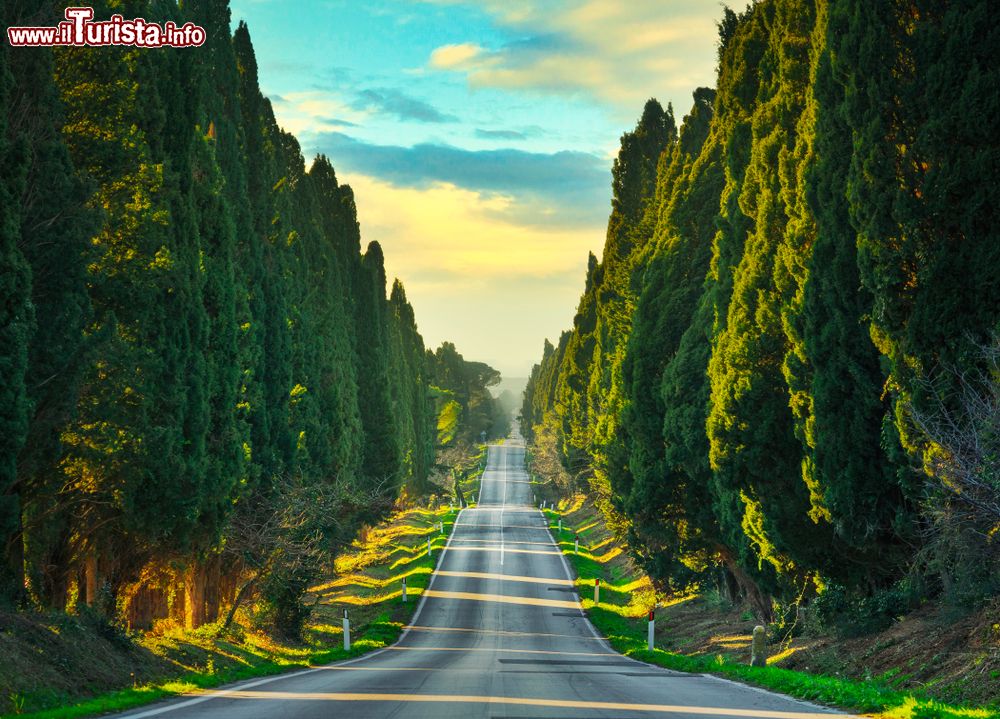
top-left (113, 430), bottom-right (848, 719)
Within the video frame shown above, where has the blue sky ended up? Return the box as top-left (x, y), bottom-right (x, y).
top-left (229, 0), bottom-right (723, 378)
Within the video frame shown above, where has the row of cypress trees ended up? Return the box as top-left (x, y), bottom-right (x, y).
top-left (522, 0), bottom-right (999, 619)
top-left (0, 0), bottom-right (490, 631)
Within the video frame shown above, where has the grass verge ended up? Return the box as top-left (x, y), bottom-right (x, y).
top-left (4, 504), bottom-right (459, 719)
top-left (542, 503), bottom-right (999, 719)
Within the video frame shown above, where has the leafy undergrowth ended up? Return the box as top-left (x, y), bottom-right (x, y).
top-left (457, 443), bottom-right (487, 506)
top-left (434, 441), bottom-right (486, 508)
top-left (545, 495), bottom-right (1000, 719)
top-left (1, 503), bottom-right (458, 719)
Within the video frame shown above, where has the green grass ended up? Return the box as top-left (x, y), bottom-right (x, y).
top-left (4, 504), bottom-right (460, 719)
top-left (543, 507), bottom-right (1000, 719)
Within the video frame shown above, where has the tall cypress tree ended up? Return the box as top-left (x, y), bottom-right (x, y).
top-left (304, 155), bottom-right (364, 479)
top-left (587, 101), bottom-right (674, 475)
top-left (0, 35), bottom-right (33, 602)
top-left (354, 241), bottom-right (402, 497)
top-left (708, 0), bottom-right (830, 596)
top-left (613, 87), bottom-right (723, 589)
top-left (388, 280), bottom-right (434, 493)
top-left (5, 0), bottom-right (97, 603)
top-left (776, 0), bottom-right (911, 585)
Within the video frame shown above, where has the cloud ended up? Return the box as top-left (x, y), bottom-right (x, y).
top-left (318, 117), bottom-right (359, 128)
top-left (474, 128), bottom-right (528, 140)
top-left (423, 0), bottom-right (720, 112)
top-left (349, 87), bottom-right (458, 123)
top-left (429, 42), bottom-right (483, 69)
top-left (266, 91), bottom-right (367, 136)
top-left (311, 132), bottom-right (610, 228)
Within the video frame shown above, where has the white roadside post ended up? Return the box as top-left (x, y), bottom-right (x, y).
top-left (343, 609), bottom-right (351, 651)
top-left (558, 518), bottom-right (562, 533)
top-left (439, 521), bottom-right (444, 534)
top-left (427, 537), bottom-right (432, 559)
top-left (594, 577), bottom-right (600, 605)
top-left (574, 534), bottom-right (579, 555)
top-left (648, 609), bottom-right (655, 651)
top-left (402, 576), bottom-right (407, 603)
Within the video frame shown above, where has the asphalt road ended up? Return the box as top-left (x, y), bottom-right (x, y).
top-left (115, 431), bottom-right (848, 719)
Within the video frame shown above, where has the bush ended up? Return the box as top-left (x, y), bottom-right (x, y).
top-left (76, 604), bottom-right (133, 649)
top-left (812, 582), bottom-right (917, 638)
top-left (259, 569), bottom-right (312, 640)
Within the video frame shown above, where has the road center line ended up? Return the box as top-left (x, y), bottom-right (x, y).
top-left (214, 691), bottom-right (852, 717)
top-left (500, 446), bottom-right (507, 565)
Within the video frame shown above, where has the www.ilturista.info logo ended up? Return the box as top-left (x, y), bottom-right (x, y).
top-left (7, 7), bottom-right (206, 47)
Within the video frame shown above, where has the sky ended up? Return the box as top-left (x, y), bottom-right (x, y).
top-left (228, 0), bottom-right (723, 379)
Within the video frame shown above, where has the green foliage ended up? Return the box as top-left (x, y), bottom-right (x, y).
top-left (811, 582), bottom-right (918, 639)
top-left (436, 399), bottom-right (462, 446)
top-left (428, 341), bottom-right (506, 444)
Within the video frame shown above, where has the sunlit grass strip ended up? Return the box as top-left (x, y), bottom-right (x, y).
top-left (544, 505), bottom-right (1000, 719)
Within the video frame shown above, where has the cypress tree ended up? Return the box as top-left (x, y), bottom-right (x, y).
top-left (304, 155), bottom-right (364, 479)
top-left (587, 101), bottom-right (675, 475)
top-left (388, 280), bottom-right (434, 492)
top-left (5, 0), bottom-right (97, 603)
top-left (707, 0), bottom-right (828, 595)
top-left (0, 35), bottom-right (33, 602)
top-left (354, 241), bottom-right (402, 495)
top-left (613, 87), bottom-right (723, 589)
top-left (777, 0), bottom-right (912, 584)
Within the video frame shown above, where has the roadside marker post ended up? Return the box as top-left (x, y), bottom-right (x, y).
top-left (343, 610), bottom-right (351, 651)
top-left (751, 625), bottom-right (768, 667)
top-left (402, 577), bottom-right (407, 603)
top-left (558, 518), bottom-right (562, 532)
top-left (594, 578), bottom-right (600, 605)
top-left (427, 537), bottom-right (432, 558)
top-left (574, 534), bottom-right (579, 554)
top-left (439, 521), bottom-right (444, 534)
top-left (648, 609), bottom-right (655, 651)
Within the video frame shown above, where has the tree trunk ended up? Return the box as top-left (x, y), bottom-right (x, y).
top-left (218, 572), bottom-right (260, 635)
top-left (3, 507), bottom-right (25, 604)
top-left (204, 556), bottom-right (220, 623)
top-left (184, 562), bottom-right (206, 629)
top-left (84, 553), bottom-right (98, 606)
top-left (718, 547), bottom-right (773, 622)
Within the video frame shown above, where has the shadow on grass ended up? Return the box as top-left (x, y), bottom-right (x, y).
top-left (8, 504), bottom-right (459, 719)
